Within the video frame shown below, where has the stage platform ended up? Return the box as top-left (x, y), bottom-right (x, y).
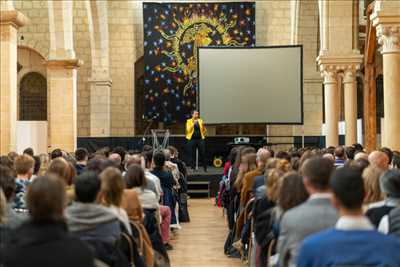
top-left (187, 167), bottom-right (223, 198)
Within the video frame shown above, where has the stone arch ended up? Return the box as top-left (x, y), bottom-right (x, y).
top-left (19, 72), bottom-right (47, 121)
top-left (17, 46), bottom-right (47, 121)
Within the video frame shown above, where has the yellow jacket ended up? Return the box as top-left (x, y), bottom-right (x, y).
top-left (186, 118), bottom-right (206, 140)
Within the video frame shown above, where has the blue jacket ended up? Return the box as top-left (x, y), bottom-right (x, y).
top-left (298, 228), bottom-right (400, 267)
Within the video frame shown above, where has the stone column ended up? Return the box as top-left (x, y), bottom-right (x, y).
top-left (323, 70), bottom-right (339, 147)
top-left (0, 9), bottom-right (28, 154)
top-left (343, 69), bottom-right (357, 145)
top-left (372, 0), bottom-right (400, 150)
top-left (47, 59), bottom-right (81, 152)
top-left (89, 78), bottom-right (112, 136)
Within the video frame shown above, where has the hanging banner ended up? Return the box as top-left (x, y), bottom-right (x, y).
top-left (143, 2), bottom-right (255, 123)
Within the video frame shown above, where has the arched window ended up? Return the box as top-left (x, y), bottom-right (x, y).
top-left (19, 72), bottom-right (47, 121)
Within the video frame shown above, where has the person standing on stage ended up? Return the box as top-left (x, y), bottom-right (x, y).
top-left (186, 110), bottom-right (207, 172)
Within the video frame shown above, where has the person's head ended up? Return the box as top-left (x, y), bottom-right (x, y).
top-left (75, 148), bottom-right (89, 163)
top-left (142, 150), bottom-right (153, 169)
top-left (109, 153), bottom-right (122, 166)
top-left (266, 167), bottom-right (286, 203)
top-left (50, 149), bottom-right (63, 160)
top-left (345, 146), bottom-right (356, 160)
top-left (301, 156), bottom-right (334, 194)
top-left (168, 146), bottom-right (179, 159)
top-left (330, 166), bottom-right (365, 213)
top-left (256, 148), bottom-right (271, 168)
top-left (322, 153), bottom-right (335, 163)
top-left (278, 172), bottom-right (309, 212)
top-left (334, 146), bottom-right (346, 160)
top-left (0, 155), bottom-right (14, 173)
top-left (368, 151), bottom-right (389, 170)
top-left (74, 171), bottom-right (101, 203)
top-left (362, 166), bottom-right (384, 204)
top-left (47, 157), bottom-right (74, 185)
top-left (14, 154), bottom-right (35, 177)
top-left (275, 151), bottom-right (291, 163)
top-left (86, 158), bottom-right (107, 174)
top-left (7, 151), bottom-right (18, 162)
top-left (163, 149), bottom-right (171, 161)
top-left (298, 150), bottom-right (316, 171)
top-left (99, 167), bottom-right (125, 207)
top-left (125, 164), bottom-right (147, 189)
top-left (241, 152), bottom-right (257, 172)
top-left (0, 166), bottom-right (15, 202)
top-left (352, 143), bottom-right (364, 153)
top-left (351, 158), bottom-right (370, 172)
top-left (234, 146), bottom-right (256, 168)
top-left (153, 151), bottom-right (166, 168)
top-left (23, 147), bottom-right (34, 157)
top-left (354, 151), bottom-right (368, 161)
top-left (112, 146), bottom-right (126, 165)
top-left (26, 175), bottom-right (66, 222)
top-left (380, 147), bottom-right (393, 165)
top-left (379, 169), bottom-right (400, 198)
top-left (191, 110), bottom-right (199, 119)
top-left (125, 154), bottom-right (142, 170)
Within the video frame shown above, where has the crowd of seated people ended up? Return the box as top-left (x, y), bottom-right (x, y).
top-left (219, 144), bottom-right (400, 267)
top-left (0, 145), bottom-right (190, 267)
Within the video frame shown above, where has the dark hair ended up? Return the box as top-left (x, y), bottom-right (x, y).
top-left (26, 175), bottom-right (66, 222)
top-left (142, 145), bottom-right (153, 152)
top-left (51, 149), bottom-right (63, 160)
top-left (75, 148), bottom-right (89, 162)
top-left (330, 166), bottom-right (364, 210)
top-left (74, 171), bottom-right (101, 203)
top-left (278, 172), bottom-right (309, 212)
top-left (334, 146), bottom-right (346, 159)
top-left (352, 143), bottom-right (364, 152)
top-left (301, 156), bottom-right (333, 190)
top-left (393, 151), bottom-right (400, 169)
top-left (0, 166), bottom-right (15, 201)
top-left (125, 165), bottom-right (147, 189)
top-left (23, 147), bottom-right (34, 157)
top-left (380, 147), bottom-right (393, 164)
top-left (228, 147), bottom-right (239, 164)
top-left (168, 146), bottom-right (178, 157)
top-left (153, 151), bottom-right (166, 168)
top-left (276, 151), bottom-right (291, 162)
top-left (142, 150), bottom-right (153, 167)
top-left (33, 155), bottom-right (41, 175)
top-left (345, 146), bottom-right (356, 160)
top-left (0, 155), bottom-right (14, 171)
top-left (351, 158), bottom-right (370, 172)
top-left (86, 158), bottom-right (105, 174)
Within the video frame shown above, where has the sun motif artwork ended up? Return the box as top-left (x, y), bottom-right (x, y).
top-left (143, 2), bottom-right (255, 123)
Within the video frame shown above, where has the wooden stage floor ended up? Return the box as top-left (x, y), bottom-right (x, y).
top-left (169, 198), bottom-right (242, 267)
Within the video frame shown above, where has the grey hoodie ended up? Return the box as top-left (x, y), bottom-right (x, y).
top-left (65, 202), bottom-right (121, 244)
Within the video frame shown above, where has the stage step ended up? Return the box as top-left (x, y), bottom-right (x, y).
top-left (187, 181), bottom-right (210, 198)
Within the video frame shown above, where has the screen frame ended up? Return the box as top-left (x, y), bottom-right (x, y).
top-left (197, 45), bottom-right (304, 125)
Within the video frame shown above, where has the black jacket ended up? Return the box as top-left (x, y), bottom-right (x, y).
top-left (0, 220), bottom-right (94, 267)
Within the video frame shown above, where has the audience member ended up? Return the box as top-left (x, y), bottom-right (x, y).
top-left (392, 150), bottom-right (400, 169)
top-left (278, 172), bottom-right (309, 213)
top-left (47, 157), bottom-right (76, 204)
top-left (334, 146), bottom-right (346, 167)
top-left (1, 175), bottom-right (94, 267)
top-left (13, 154), bottom-right (34, 211)
top-left (50, 148), bottom-right (63, 160)
top-left (277, 157), bottom-right (337, 267)
top-left (297, 166), bottom-right (400, 267)
top-left (66, 171), bottom-right (121, 245)
top-left (109, 153), bottom-right (122, 170)
top-left (99, 167), bottom-right (131, 235)
top-left (75, 148), bottom-right (89, 175)
top-left (22, 147), bottom-right (34, 157)
top-left (368, 150), bottom-right (390, 170)
top-left (354, 150), bottom-right (368, 161)
top-left (31, 155), bottom-right (41, 180)
top-left (366, 169), bottom-right (400, 228)
top-left (362, 166), bottom-right (384, 208)
top-left (380, 147), bottom-right (393, 166)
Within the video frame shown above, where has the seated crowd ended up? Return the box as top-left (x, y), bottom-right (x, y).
top-left (0, 145), bottom-right (190, 267)
top-left (219, 144), bottom-right (400, 267)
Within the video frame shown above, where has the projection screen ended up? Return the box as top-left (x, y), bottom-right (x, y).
top-left (198, 46), bottom-right (303, 124)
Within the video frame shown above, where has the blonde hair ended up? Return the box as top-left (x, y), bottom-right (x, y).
top-left (266, 160), bottom-right (291, 202)
top-left (234, 152), bottom-right (257, 190)
top-left (100, 167), bottom-right (125, 207)
top-left (363, 166), bottom-right (384, 204)
top-left (0, 188), bottom-right (6, 224)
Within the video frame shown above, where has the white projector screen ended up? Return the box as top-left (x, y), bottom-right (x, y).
top-left (198, 46), bottom-right (303, 124)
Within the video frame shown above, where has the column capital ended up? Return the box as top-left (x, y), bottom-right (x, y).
top-left (343, 68), bottom-right (357, 84)
top-left (46, 58), bottom-right (83, 69)
top-left (0, 10), bottom-right (29, 29)
top-left (317, 54), bottom-right (363, 84)
top-left (371, 0), bottom-right (400, 54)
